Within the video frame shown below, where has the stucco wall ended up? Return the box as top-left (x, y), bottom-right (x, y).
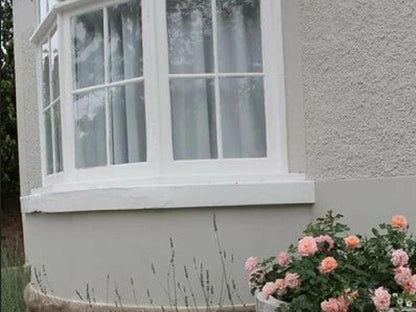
top-left (14, 0), bottom-right (42, 196)
top-left (300, 0), bottom-right (416, 181)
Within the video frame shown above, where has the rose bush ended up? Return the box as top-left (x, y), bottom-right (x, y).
top-left (245, 211), bottom-right (416, 312)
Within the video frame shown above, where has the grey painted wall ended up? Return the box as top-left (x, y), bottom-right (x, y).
top-left (24, 206), bottom-right (312, 304)
top-left (14, 0), bottom-right (416, 307)
top-left (300, 0), bottom-right (416, 181)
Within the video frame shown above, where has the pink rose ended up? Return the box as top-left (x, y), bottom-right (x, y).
top-left (274, 278), bottom-right (286, 290)
top-left (321, 298), bottom-right (340, 312)
top-left (406, 275), bottom-right (416, 294)
top-left (244, 257), bottom-right (258, 272)
top-left (391, 249), bottom-right (409, 267)
top-left (394, 266), bottom-right (412, 287)
top-left (298, 236), bottom-right (318, 257)
top-left (319, 257), bottom-right (338, 274)
top-left (262, 282), bottom-right (277, 300)
top-left (315, 235), bottom-right (335, 250)
top-left (277, 251), bottom-right (290, 266)
top-left (391, 215), bottom-right (408, 229)
top-left (337, 297), bottom-right (350, 312)
top-left (372, 287), bottom-right (391, 312)
top-left (284, 272), bottom-right (301, 289)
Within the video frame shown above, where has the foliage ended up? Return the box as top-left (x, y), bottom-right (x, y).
top-left (1, 0), bottom-right (20, 197)
top-left (1, 241), bottom-right (29, 312)
top-left (247, 211), bottom-right (416, 312)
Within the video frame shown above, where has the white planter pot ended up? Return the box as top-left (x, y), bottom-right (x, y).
top-left (255, 291), bottom-right (416, 312)
top-left (255, 291), bottom-right (288, 312)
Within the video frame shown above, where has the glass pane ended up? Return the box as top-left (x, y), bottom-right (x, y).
top-left (109, 82), bottom-right (146, 164)
top-left (217, 0), bottom-right (262, 73)
top-left (219, 77), bottom-right (266, 158)
top-left (108, 0), bottom-right (143, 82)
top-left (51, 31), bottom-right (60, 100)
top-left (49, 0), bottom-right (59, 10)
top-left (53, 102), bottom-right (63, 172)
top-left (170, 78), bottom-right (217, 160)
top-left (41, 41), bottom-right (50, 107)
top-left (38, 0), bottom-right (59, 22)
top-left (166, 0), bottom-right (214, 74)
top-left (74, 90), bottom-right (107, 168)
top-left (38, 0), bottom-right (48, 22)
top-left (44, 109), bottom-right (54, 174)
top-left (72, 10), bottom-right (104, 89)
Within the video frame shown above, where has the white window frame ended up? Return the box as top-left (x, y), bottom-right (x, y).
top-left (28, 0), bottom-right (314, 211)
top-left (36, 24), bottom-right (65, 186)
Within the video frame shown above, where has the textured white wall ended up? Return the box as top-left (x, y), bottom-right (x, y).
top-left (14, 0), bottom-right (42, 196)
top-left (300, 0), bottom-right (416, 181)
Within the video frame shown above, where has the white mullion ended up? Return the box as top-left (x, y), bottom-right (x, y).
top-left (72, 77), bottom-right (145, 96)
top-left (50, 104), bottom-right (57, 173)
top-left (211, 0), bottom-right (223, 159)
top-left (72, 83), bottom-right (107, 95)
top-left (37, 42), bottom-right (47, 180)
top-left (103, 7), bottom-right (112, 166)
top-left (107, 76), bottom-right (144, 88)
top-left (60, 12), bottom-right (77, 180)
top-left (47, 34), bottom-right (57, 173)
top-left (261, 0), bottom-right (287, 172)
top-left (42, 97), bottom-right (60, 113)
top-left (155, 0), bottom-right (174, 171)
top-left (169, 72), bottom-right (263, 79)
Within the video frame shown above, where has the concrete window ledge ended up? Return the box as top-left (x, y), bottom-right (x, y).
top-left (24, 284), bottom-right (255, 312)
top-left (21, 175), bottom-right (315, 213)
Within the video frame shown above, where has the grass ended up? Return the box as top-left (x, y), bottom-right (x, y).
top-left (1, 237), bottom-right (29, 312)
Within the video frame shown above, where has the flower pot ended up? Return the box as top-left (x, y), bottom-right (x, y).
top-left (255, 291), bottom-right (288, 312)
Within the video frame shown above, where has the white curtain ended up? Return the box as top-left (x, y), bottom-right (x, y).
top-left (73, 10), bottom-right (107, 168)
top-left (217, 1), bottom-right (266, 158)
top-left (167, 0), bottom-right (266, 160)
top-left (73, 1), bottom-right (146, 168)
top-left (109, 0), bottom-right (146, 164)
top-left (168, 3), bottom-right (217, 160)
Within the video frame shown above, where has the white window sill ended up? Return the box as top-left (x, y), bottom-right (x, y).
top-left (21, 174), bottom-right (315, 213)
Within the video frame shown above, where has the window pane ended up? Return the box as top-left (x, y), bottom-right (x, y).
top-left (166, 0), bottom-right (214, 74)
top-left (38, 0), bottom-right (48, 22)
top-left (217, 0), bottom-right (262, 73)
top-left (53, 102), bottom-right (63, 172)
top-left (74, 90), bottom-right (107, 168)
top-left (109, 82), bottom-right (146, 164)
top-left (41, 41), bottom-right (50, 107)
top-left (44, 109), bottom-right (54, 174)
top-left (219, 77), bottom-right (266, 158)
top-left (38, 0), bottom-right (59, 22)
top-left (51, 31), bottom-right (60, 100)
top-left (72, 10), bottom-right (104, 89)
top-left (170, 78), bottom-right (217, 160)
top-left (108, 0), bottom-right (143, 82)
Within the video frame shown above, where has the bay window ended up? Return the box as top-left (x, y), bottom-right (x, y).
top-left (33, 0), bottom-right (299, 193)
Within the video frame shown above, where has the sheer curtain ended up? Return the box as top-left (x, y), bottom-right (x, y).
top-left (217, 0), bottom-right (266, 158)
top-left (167, 0), bottom-right (266, 160)
top-left (109, 0), bottom-right (146, 164)
top-left (168, 1), bottom-right (217, 160)
top-left (72, 10), bottom-right (107, 168)
top-left (73, 1), bottom-right (145, 168)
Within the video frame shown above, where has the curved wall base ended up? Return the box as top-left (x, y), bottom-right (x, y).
top-left (24, 284), bottom-right (255, 312)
